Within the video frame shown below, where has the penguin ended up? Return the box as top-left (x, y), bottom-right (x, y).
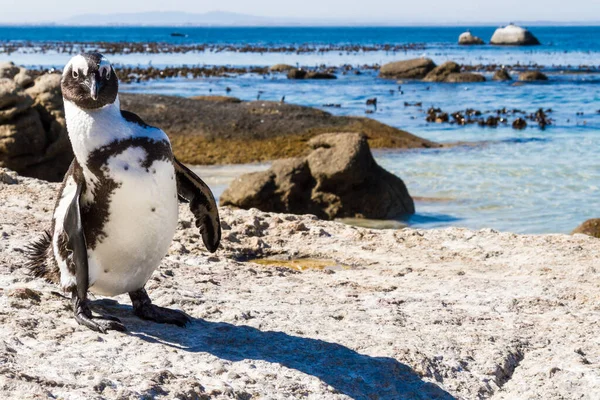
top-left (26, 52), bottom-right (221, 333)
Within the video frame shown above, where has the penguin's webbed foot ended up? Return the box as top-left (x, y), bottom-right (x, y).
top-left (72, 293), bottom-right (126, 333)
top-left (129, 288), bottom-right (191, 327)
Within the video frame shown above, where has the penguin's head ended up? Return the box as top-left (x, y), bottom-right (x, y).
top-left (61, 53), bottom-right (118, 110)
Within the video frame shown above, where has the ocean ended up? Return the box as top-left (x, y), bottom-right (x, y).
top-left (1, 26), bottom-right (599, 233)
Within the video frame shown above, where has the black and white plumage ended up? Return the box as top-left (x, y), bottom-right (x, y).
top-left (26, 53), bottom-right (221, 333)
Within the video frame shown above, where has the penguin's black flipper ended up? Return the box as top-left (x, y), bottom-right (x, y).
top-left (173, 157), bottom-right (221, 253)
top-left (64, 181), bottom-right (89, 301)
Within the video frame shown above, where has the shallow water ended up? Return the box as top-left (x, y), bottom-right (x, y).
top-left (3, 26), bottom-right (599, 234)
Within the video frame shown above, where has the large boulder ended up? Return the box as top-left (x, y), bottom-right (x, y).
top-left (0, 70), bottom-right (72, 182)
top-left (490, 24), bottom-right (540, 46)
top-left (458, 32), bottom-right (484, 45)
top-left (423, 61), bottom-right (461, 82)
top-left (379, 58), bottom-right (436, 79)
top-left (518, 71), bottom-right (548, 81)
top-left (220, 133), bottom-right (415, 220)
top-left (572, 219), bottom-right (600, 238)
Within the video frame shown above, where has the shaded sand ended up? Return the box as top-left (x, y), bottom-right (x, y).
top-left (119, 94), bottom-right (439, 165)
top-left (1, 174), bottom-right (599, 399)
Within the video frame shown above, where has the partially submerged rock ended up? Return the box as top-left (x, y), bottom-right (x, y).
top-left (287, 69), bottom-right (336, 80)
top-left (493, 69), bottom-right (512, 81)
top-left (572, 219), bottom-right (600, 238)
top-left (379, 58), bottom-right (436, 79)
top-left (458, 32), bottom-right (485, 45)
top-left (518, 71), bottom-right (548, 81)
top-left (490, 24), bottom-right (540, 46)
top-left (444, 72), bottom-right (486, 83)
top-left (269, 64), bottom-right (296, 72)
top-left (220, 133), bottom-right (415, 220)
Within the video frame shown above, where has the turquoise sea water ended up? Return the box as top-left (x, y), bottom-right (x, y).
top-left (1, 26), bottom-right (599, 233)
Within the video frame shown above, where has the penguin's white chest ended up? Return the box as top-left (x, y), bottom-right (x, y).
top-left (87, 146), bottom-right (179, 296)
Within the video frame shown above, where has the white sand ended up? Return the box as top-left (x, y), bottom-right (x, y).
top-left (0, 172), bottom-right (599, 399)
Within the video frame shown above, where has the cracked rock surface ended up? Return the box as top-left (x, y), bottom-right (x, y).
top-left (1, 172), bottom-right (599, 399)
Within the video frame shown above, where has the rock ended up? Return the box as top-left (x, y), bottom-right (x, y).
top-left (220, 132), bottom-right (415, 220)
top-left (7, 288), bottom-right (42, 302)
top-left (0, 79), bottom-right (34, 122)
top-left (444, 73), bottom-right (486, 83)
top-left (3, 173), bottom-right (600, 399)
top-left (287, 69), bottom-right (308, 79)
top-left (0, 167), bottom-right (18, 184)
top-left (379, 58), bottom-right (436, 79)
top-left (490, 24), bottom-right (540, 46)
top-left (13, 68), bottom-right (34, 89)
top-left (189, 96), bottom-right (242, 103)
top-left (0, 62), bottom-right (20, 80)
top-left (120, 93), bottom-right (439, 165)
top-left (423, 61), bottom-right (461, 82)
top-left (493, 69), bottom-right (512, 81)
top-left (25, 73), bottom-right (65, 111)
top-left (572, 219), bottom-right (600, 238)
top-left (287, 69), bottom-right (336, 80)
top-left (458, 32), bottom-right (484, 45)
top-left (0, 71), bottom-right (72, 182)
top-left (512, 118), bottom-right (527, 129)
top-left (518, 71), bottom-right (548, 81)
top-left (269, 64), bottom-right (295, 72)
top-left (305, 71), bottom-right (336, 79)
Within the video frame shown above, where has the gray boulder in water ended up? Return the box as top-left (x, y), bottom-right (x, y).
top-left (458, 32), bottom-right (484, 45)
top-left (220, 132), bottom-right (415, 220)
top-left (490, 24), bottom-right (540, 46)
top-left (379, 58), bottom-right (436, 79)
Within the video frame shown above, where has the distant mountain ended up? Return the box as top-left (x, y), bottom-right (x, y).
top-left (58, 11), bottom-right (600, 27)
top-left (60, 11), bottom-right (330, 27)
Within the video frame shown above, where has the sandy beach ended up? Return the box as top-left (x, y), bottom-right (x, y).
top-left (1, 172), bottom-right (599, 399)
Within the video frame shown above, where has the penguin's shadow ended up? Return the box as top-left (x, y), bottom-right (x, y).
top-left (95, 299), bottom-right (455, 399)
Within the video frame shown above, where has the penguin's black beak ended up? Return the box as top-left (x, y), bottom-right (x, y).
top-left (88, 73), bottom-right (101, 101)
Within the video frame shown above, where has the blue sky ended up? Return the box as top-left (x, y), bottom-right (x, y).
top-left (1, 0), bottom-right (597, 23)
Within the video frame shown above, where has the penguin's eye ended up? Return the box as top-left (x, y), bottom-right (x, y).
top-left (72, 70), bottom-right (79, 79)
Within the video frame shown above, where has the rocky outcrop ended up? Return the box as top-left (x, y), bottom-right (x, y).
top-left (0, 62), bottom-right (436, 179)
top-left (120, 93), bottom-right (439, 165)
top-left (572, 219), bottom-right (600, 238)
top-left (518, 71), bottom-right (548, 81)
top-left (493, 69), bottom-right (512, 81)
top-left (3, 172), bottom-right (600, 400)
top-left (423, 61), bottom-right (461, 82)
top-left (0, 71), bottom-right (72, 182)
top-left (220, 133), bottom-right (415, 220)
top-left (379, 58), bottom-right (436, 79)
top-left (490, 24), bottom-right (540, 46)
top-left (189, 95), bottom-right (242, 103)
top-left (458, 32), bottom-right (484, 45)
